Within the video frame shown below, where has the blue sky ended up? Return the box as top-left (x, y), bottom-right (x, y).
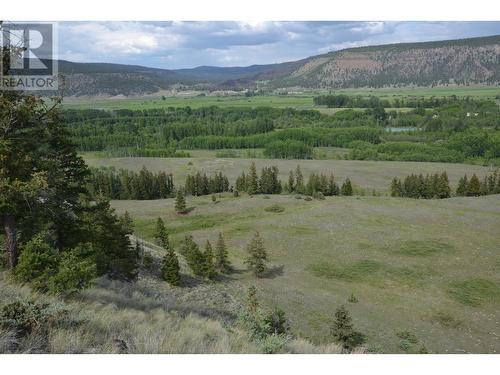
top-left (58, 21), bottom-right (500, 69)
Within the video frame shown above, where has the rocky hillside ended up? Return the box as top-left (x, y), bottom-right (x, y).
top-left (271, 35), bottom-right (500, 88)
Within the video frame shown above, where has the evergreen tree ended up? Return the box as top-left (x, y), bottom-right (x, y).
top-left (203, 240), bottom-right (217, 280)
top-left (331, 305), bottom-right (365, 351)
top-left (341, 178), bottom-right (353, 196)
top-left (215, 232), bottom-right (231, 273)
top-left (247, 162), bottom-right (259, 195)
top-left (437, 172), bottom-right (451, 198)
top-left (161, 246), bottom-right (181, 286)
top-left (181, 235), bottom-right (205, 277)
top-left (175, 188), bottom-right (187, 213)
top-left (390, 177), bottom-right (403, 197)
top-left (327, 174), bottom-right (340, 196)
top-left (456, 175), bottom-right (468, 196)
top-left (295, 165), bottom-right (305, 194)
top-left (119, 211), bottom-right (134, 234)
top-left (244, 232), bottom-right (268, 277)
top-left (288, 170), bottom-right (295, 193)
top-left (154, 218), bottom-right (169, 248)
top-left (467, 174), bottom-right (481, 196)
top-left (235, 172), bottom-right (247, 192)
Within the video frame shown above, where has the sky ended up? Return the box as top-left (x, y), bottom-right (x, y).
top-left (57, 21), bottom-right (500, 69)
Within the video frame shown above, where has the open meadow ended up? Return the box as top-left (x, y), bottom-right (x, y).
top-left (111, 193), bottom-right (500, 353)
top-left (62, 86), bottom-right (500, 111)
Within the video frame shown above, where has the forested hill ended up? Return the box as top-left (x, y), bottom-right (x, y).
top-left (57, 35), bottom-right (500, 96)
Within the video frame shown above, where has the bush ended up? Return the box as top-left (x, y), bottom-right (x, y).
top-left (264, 204), bottom-right (285, 213)
top-left (143, 252), bottom-right (154, 269)
top-left (312, 191), bottom-right (325, 200)
top-left (15, 233), bottom-right (59, 292)
top-left (48, 245), bottom-right (96, 294)
top-left (0, 301), bottom-right (69, 338)
top-left (399, 339), bottom-right (412, 352)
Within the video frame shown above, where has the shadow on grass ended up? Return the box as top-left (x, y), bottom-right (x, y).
top-left (261, 264), bottom-right (285, 279)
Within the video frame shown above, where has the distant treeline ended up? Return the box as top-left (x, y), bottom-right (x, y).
top-left (313, 94), bottom-right (492, 109)
top-left (235, 164), bottom-right (353, 197)
top-left (390, 171), bottom-right (500, 199)
top-left (390, 173), bottom-right (451, 199)
top-left (185, 172), bottom-right (230, 196)
top-left (89, 164), bottom-right (358, 200)
top-left (89, 167), bottom-right (175, 200)
top-left (350, 128), bottom-right (500, 164)
top-left (456, 172), bottom-right (500, 196)
top-left (177, 127), bottom-right (382, 150)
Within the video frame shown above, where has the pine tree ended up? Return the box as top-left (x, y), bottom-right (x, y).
top-left (203, 240), bottom-right (217, 280)
top-left (341, 178), bottom-right (353, 196)
top-left (244, 232), bottom-right (268, 277)
top-left (215, 232), bottom-right (231, 273)
top-left (331, 305), bottom-right (365, 351)
top-left (456, 175), bottom-right (468, 196)
top-left (154, 218), bottom-right (169, 248)
top-left (181, 235), bottom-right (205, 277)
top-left (247, 162), bottom-right (259, 195)
top-left (467, 174), bottom-right (481, 196)
top-left (288, 170), bottom-right (295, 192)
top-left (390, 177), bottom-right (403, 197)
top-left (437, 172), bottom-right (451, 198)
top-left (161, 245), bottom-right (181, 286)
top-left (295, 165), bottom-right (305, 194)
top-left (175, 187), bottom-right (187, 213)
top-left (119, 211), bottom-right (134, 234)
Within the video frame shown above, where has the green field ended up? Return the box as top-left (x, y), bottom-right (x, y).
top-left (62, 86), bottom-right (500, 111)
top-left (111, 193), bottom-right (500, 353)
top-left (83, 154), bottom-right (493, 194)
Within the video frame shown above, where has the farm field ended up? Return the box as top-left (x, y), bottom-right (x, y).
top-left (83, 154), bottom-right (493, 193)
top-left (62, 86), bottom-right (500, 111)
top-left (111, 193), bottom-right (500, 353)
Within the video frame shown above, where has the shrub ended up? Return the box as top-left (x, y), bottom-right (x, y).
top-left (0, 301), bottom-right (68, 338)
top-left (143, 252), bottom-right (154, 269)
top-left (48, 244), bottom-right (97, 294)
top-left (264, 204), bottom-right (285, 213)
top-left (15, 233), bottom-right (58, 292)
top-left (396, 330), bottom-right (419, 344)
top-left (348, 293), bottom-right (358, 303)
top-left (331, 306), bottom-right (365, 351)
top-left (399, 339), bottom-right (412, 352)
top-left (312, 191), bottom-right (325, 200)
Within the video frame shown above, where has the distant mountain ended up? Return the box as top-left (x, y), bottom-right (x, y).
top-left (271, 35), bottom-right (500, 88)
top-left (56, 35), bottom-right (500, 96)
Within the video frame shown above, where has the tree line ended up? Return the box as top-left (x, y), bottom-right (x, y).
top-left (88, 167), bottom-right (175, 200)
top-left (185, 171), bottom-right (230, 196)
top-left (314, 94), bottom-right (490, 109)
top-left (456, 171), bottom-right (500, 196)
top-left (390, 173), bottom-right (451, 199)
top-left (390, 170), bottom-right (500, 199)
